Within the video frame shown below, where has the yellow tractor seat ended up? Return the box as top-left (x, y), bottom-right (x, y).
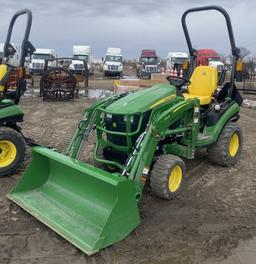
top-left (0, 64), bottom-right (9, 92)
top-left (183, 66), bottom-right (218, 105)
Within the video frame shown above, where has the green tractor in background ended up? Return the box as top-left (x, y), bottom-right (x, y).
top-left (8, 6), bottom-right (243, 255)
top-left (0, 9), bottom-right (35, 176)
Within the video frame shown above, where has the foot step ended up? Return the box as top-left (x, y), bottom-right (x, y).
top-left (197, 133), bottom-right (210, 140)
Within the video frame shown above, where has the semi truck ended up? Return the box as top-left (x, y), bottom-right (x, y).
top-left (28, 48), bottom-right (57, 74)
top-left (197, 49), bottom-right (224, 71)
top-left (137, 49), bottom-right (161, 79)
top-left (0, 42), bottom-right (21, 66)
top-left (69, 45), bottom-right (93, 75)
top-left (166, 52), bottom-right (188, 74)
top-left (103, 48), bottom-right (123, 77)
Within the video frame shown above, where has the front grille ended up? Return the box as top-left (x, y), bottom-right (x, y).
top-left (74, 64), bottom-right (83, 70)
top-left (145, 65), bottom-right (157, 72)
top-left (102, 111), bottom-right (151, 164)
top-left (32, 62), bottom-right (44, 69)
top-left (108, 65), bottom-right (118, 71)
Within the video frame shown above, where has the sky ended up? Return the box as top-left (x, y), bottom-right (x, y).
top-left (0, 0), bottom-right (256, 59)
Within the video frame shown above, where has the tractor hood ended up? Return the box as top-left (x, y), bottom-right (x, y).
top-left (106, 83), bottom-right (176, 114)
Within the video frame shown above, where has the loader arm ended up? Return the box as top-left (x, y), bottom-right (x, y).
top-left (66, 93), bottom-right (128, 159)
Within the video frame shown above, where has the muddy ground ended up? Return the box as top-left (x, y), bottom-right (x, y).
top-left (0, 76), bottom-right (256, 264)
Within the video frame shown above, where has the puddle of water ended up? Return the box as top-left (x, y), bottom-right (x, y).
top-left (121, 75), bottom-right (139, 80)
top-left (88, 88), bottom-right (114, 99)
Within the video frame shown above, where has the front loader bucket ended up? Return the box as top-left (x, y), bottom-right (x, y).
top-left (8, 147), bottom-right (140, 255)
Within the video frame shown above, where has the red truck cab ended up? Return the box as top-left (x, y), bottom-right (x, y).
top-left (137, 49), bottom-right (160, 78)
top-left (197, 49), bottom-right (223, 66)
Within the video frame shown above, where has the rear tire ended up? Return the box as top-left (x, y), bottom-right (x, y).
top-left (150, 154), bottom-right (186, 200)
top-left (0, 127), bottom-right (26, 176)
top-left (207, 122), bottom-right (243, 167)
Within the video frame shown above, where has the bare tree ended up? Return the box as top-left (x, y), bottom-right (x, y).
top-left (238, 46), bottom-right (251, 59)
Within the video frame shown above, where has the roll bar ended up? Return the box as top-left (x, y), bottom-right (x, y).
top-left (4, 9), bottom-right (34, 67)
top-left (181, 5), bottom-right (240, 96)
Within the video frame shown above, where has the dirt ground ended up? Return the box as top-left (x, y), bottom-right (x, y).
top-left (0, 77), bottom-right (256, 264)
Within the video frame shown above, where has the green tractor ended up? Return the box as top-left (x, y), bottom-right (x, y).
top-left (8, 6), bottom-right (243, 255)
top-left (0, 9), bottom-right (35, 176)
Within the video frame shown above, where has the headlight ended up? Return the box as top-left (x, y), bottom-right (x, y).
top-left (106, 113), bottom-right (112, 119)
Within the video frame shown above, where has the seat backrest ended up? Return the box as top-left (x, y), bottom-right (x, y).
top-left (0, 64), bottom-right (8, 92)
top-left (188, 66), bottom-right (218, 97)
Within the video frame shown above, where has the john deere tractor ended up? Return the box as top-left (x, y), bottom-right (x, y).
top-left (8, 6), bottom-right (243, 255)
top-left (0, 9), bottom-right (35, 176)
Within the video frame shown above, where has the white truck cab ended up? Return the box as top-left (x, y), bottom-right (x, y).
top-left (29, 48), bottom-right (57, 75)
top-left (69, 45), bottom-right (93, 75)
top-left (166, 52), bottom-right (188, 71)
top-left (103, 48), bottom-right (123, 77)
top-left (208, 58), bottom-right (225, 72)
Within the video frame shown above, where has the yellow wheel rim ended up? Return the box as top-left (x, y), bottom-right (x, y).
top-left (0, 140), bottom-right (17, 168)
top-left (168, 165), bottom-right (183, 192)
top-left (229, 133), bottom-right (239, 157)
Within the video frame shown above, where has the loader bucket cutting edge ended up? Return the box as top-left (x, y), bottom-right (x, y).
top-left (7, 146), bottom-right (140, 255)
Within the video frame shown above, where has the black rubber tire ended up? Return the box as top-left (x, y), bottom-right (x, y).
top-left (150, 154), bottom-right (186, 200)
top-left (0, 127), bottom-right (26, 176)
top-left (207, 122), bottom-right (243, 167)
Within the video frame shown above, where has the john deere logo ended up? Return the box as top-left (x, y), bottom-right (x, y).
top-left (112, 122), bottom-right (117, 128)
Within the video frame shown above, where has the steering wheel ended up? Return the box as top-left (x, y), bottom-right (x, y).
top-left (166, 75), bottom-right (191, 88)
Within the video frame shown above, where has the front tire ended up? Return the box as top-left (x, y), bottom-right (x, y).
top-left (150, 154), bottom-right (186, 200)
top-left (207, 122), bottom-right (243, 167)
top-left (0, 127), bottom-right (26, 176)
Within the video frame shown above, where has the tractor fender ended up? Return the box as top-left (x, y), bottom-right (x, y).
top-left (202, 102), bottom-right (240, 146)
